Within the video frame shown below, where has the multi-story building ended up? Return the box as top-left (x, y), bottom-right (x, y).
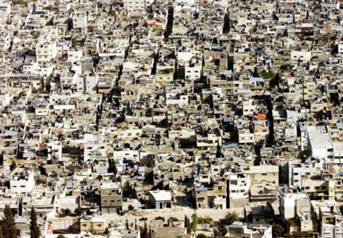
top-left (100, 182), bottom-right (123, 213)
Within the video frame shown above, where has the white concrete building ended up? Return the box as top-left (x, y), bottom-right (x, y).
top-left (0, 1), bottom-right (11, 25)
top-left (279, 190), bottom-right (308, 219)
top-left (307, 126), bottom-right (333, 163)
top-left (149, 190), bottom-right (172, 209)
top-left (10, 170), bottom-right (35, 194)
top-left (227, 173), bottom-right (249, 208)
top-left (239, 129), bottom-right (255, 144)
top-left (166, 92), bottom-right (189, 107)
top-left (338, 43), bottom-right (343, 54)
top-left (291, 50), bottom-right (311, 64)
top-left (36, 41), bottom-right (57, 62)
top-left (288, 162), bottom-right (316, 188)
top-left (84, 134), bottom-right (107, 163)
top-left (123, 0), bottom-right (154, 12)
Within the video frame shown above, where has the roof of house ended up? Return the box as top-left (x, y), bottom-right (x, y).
top-left (149, 190), bottom-right (172, 201)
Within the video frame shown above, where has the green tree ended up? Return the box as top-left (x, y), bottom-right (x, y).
top-left (223, 12), bottom-right (230, 34)
top-left (269, 72), bottom-right (281, 88)
top-left (213, 221), bottom-right (227, 237)
top-left (292, 231), bottom-right (313, 238)
top-left (9, 161), bottom-right (16, 172)
top-left (141, 222), bottom-right (148, 238)
top-left (125, 219), bottom-right (129, 230)
top-left (107, 159), bottom-right (117, 175)
top-left (252, 67), bottom-right (259, 77)
top-left (198, 216), bottom-right (212, 224)
top-left (134, 219), bottom-right (138, 230)
top-left (0, 225), bottom-right (4, 238)
top-left (74, 208), bottom-right (82, 216)
top-left (191, 213), bottom-right (199, 232)
top-left (216, 143), bottom-right (222, 158)
top-left (184, 215), bottom-right (191, 234)
top-left (143, 171), bottom-right (154, 185)
top-left (197, 234), bottom-right (209, 238)
top-left (30, 208), bottom-right (40, 238)
top-left (1, 205), bottom-right (17, 238)
top-left (222, 212), bottom-right (238, 225)
top-left (272, 223), bottom-right (285, 237)
top-left (61, 209), bottom-right (71, 217)
top-left (140, 155), bottom-right (155, 168)
top-left (124, 181), bottom-right (137, 199)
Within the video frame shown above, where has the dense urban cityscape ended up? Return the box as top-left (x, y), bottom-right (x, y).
top-left (0, 0), bottom-right (342, 237)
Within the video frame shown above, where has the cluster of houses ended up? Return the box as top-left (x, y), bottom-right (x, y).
top-left (0, 0), bottom-right (343, 237)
